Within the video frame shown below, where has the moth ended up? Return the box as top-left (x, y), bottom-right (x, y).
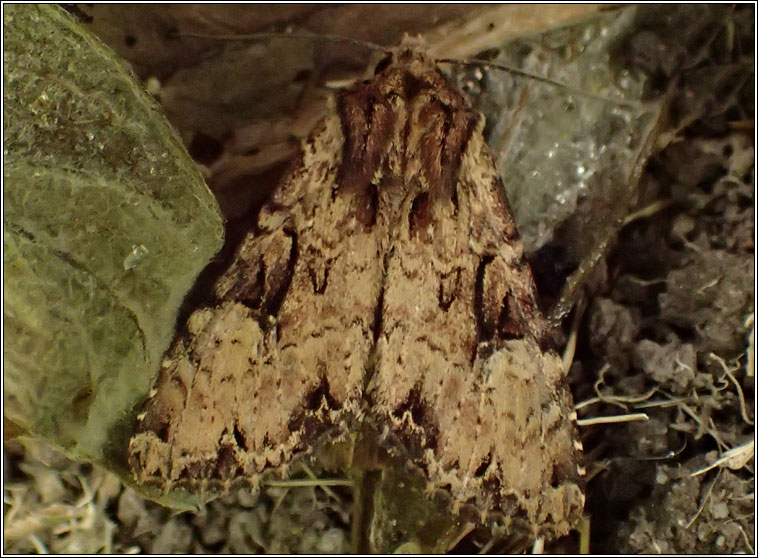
top-left (129, 41), bottom-right (585, 543)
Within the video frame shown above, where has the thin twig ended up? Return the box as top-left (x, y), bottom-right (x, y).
top-left (737, 524), bottom-right (755, 554)
top-left (300, 463), bottom-right (344, 502)
top-left (562, 296), bottom-right (586, 374)
top-left (438, 58), bottom-right (644, 108)
top-left (686, 469), bottom-right (720, 528)
top-left (574, 386), bottom-right (659, 411)
top-left (622, 199), bottom-right (674, 226)
top-left (478, 538), bottom-right (495, 555)
top-left (576, 413), bottom-right (649, 427)
top-left (28, 534), bottom-right (48, 554)
top-left (577, 515), bottom-right (591, 554)
top-left (710, 352), bottom-right (754, 425)
top-left (690, 440), bottom-right (755, 477)
top-left (264, 478), bottom-right (354, 488)
top-left (447, 523), bottom-right (476, 552)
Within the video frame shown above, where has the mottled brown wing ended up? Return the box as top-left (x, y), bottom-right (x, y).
top-left (128, 107), bottom-right (384, 489)
top-left (358, 49), bottom-right (584, 538)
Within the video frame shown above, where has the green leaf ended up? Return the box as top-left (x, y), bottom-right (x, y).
top-left (3, 4), bottom-right (224, 482)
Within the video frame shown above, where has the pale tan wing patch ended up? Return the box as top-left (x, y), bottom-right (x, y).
top-left (368, 68), bottom-right (583, 538)
top-left (129, 110), bottom-right (385, 489)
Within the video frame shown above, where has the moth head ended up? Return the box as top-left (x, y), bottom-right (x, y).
top-left (374, 35), bottom-right (434, 76)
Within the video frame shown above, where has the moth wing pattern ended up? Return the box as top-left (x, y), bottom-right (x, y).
top-left (129, 105), bottom-right (385, 488)
top-left (129, 42), bottom-right (584, 541)
top-left (355, 49), bottom-right (584, 536)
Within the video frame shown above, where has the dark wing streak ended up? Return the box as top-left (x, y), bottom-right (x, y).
top-left (463, 130), bottom-right (585, 529)
top-left (366, 50), bottom-right (584, 539)
top-left (128, 106), bottom-right (378, 491)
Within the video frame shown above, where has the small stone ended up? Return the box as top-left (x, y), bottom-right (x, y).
top-left (316, 528), bottom-right (348, 554)
top-left (236, 487), bottom-right (258, 508)
top-left (150, 518), bottom-right (193, 554)
top-left (116, 488), bottom-right (147, 528)
top-left (199, 513), bottom-right (226, 547)
top-left (711, 501), bottom-right (729, 519)
top-left (632, 339), bottom-right (696, 394)
top-left (670, 214), bottom-right (696, 242)
top-left (226, 511), bottom-right (263, 553)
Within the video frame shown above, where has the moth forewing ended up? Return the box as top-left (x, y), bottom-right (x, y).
top-left (128, 41), bottom-right (585, 548)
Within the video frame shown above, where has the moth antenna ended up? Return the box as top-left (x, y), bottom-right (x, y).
top-left (438, 57), bottom-right (642, 109)
top-left (173, 30), bottom-right (388, 55)
top-left (173, 31), bottom-right (640, 109)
